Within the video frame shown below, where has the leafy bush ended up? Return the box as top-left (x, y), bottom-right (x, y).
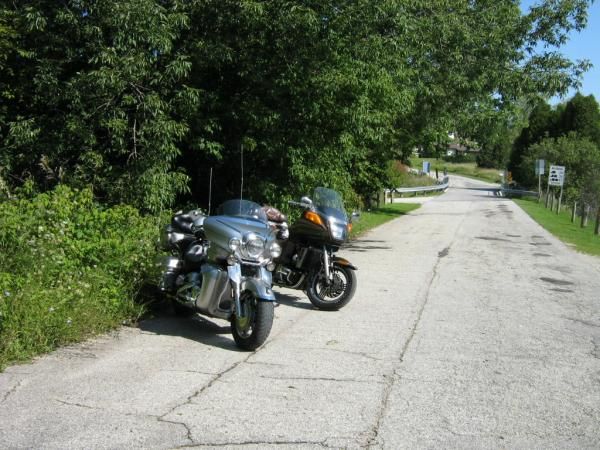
top-left (0, 185), bottom-right (161, 369)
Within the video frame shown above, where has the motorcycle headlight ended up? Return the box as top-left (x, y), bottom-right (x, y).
top-left (229, 237), bottom-right (241, 251)
top-left (269, 241), bottom-right (282, 258)
top-left (329, 220), bottom-right (346, 241)
top-left (244, 234), bottom-right (265, 259)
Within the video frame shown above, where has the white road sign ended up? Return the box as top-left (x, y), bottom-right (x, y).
top-left (548, 165), bottom-right (565, 186)
top-left (535, 159), bottom-right (545, 176)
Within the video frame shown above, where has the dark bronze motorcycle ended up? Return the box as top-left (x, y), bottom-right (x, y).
top-left (271, 187), bottom-right (358, 310)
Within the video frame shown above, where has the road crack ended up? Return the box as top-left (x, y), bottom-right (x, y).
top-left (258, 375), bottom-right (383, 384)
top-left (157, 311), bottom-right (317, 447)
top-left (363, 206), bottom-right (470, 448)
top-left (176, 438), bottom-right (334, 448)
top-left (319, 347), bottom-right (383, 361)
top-left (55, 399), bottom-right (101, 410)
top-left (1, 379), bottom-right (24, 405)
top-left (564, 317), bottom-right (600, 328)
top-left (592, 338), bottom-right (600, 359)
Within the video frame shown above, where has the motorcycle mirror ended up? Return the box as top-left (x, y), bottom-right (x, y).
top-left (300, 196), bottom-right (313, 206)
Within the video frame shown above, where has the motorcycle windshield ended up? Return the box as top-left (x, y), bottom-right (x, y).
top-left (313, 187), bottom-right (345, 215)
top-left (216, 199), bottom-right (267, 222)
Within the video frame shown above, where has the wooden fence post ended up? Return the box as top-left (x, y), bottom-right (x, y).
top-left (595, 207), bottom-right (600, 235)
top-left (581, 204), bottom-right (588, 228)
top-left (571, 202), bottom-right (577, 223)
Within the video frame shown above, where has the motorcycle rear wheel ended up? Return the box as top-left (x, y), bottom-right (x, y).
top-left (232, 291), bottom-right (274, 351)
top-left (306, 264), bottom-right (357, 311)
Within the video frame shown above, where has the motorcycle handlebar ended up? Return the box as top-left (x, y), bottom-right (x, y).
top-left (288, 200), bottom-right (313, 209)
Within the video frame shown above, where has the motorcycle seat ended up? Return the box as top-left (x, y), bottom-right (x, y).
top-left (172, 210), bottom-right (206, 234)
top-left (172, 213), bottom-right (194, 234)
top-left (262, 206), bottom-right (287, 224)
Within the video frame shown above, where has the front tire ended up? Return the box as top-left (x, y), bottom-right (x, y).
top-left (232, 291), bottom-right (274, 351)
top-left (306, 264), bottom-right (357, 311)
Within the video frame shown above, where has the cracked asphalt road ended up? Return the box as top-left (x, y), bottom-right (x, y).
top-left (1, 175), bottom-right (600, 449)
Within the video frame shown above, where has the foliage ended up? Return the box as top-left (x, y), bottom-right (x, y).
top-left (385, 161), bottom-right (436, 189)
top-left (411, 157), bottom-right (502, 184)
top-left (509, 93), bottom-right (600, 213)
top-left (0, 0), bottom-right (594, 211)
top-left (1, 0), bottom-right (197, 213)
top-left (519, 133), bottom-right (600, 204)
top-left (557, 93), bottom-right (600, 145)
top-left (0, 185), bottom-right (161, 369)
top-left (515, 198), bottom-right (600, 256)
top-left (509, 93), bottom-right (600, 183)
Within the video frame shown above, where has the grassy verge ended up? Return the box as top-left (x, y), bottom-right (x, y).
top-left (514, 198), bottom-right (600, 256)
top-left (0, 186), bottom-right (161, 371)
top-left (350, 203), bottom-right (421, 238)
top-left (410, 157), bottom-right (502, 184)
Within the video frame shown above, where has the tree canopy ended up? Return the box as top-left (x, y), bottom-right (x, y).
top-left (0, 0), bottom-right (593, 211)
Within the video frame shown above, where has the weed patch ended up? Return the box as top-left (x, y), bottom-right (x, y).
top-left (0, 186), bottom-right (161, 370)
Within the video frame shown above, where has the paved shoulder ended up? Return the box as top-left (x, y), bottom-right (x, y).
top-left (1, 177), bottom-right (599, 449)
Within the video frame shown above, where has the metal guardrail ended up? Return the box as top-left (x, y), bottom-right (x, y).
top-left (385, 176), bottom-right (450, 195)
top-left (385, 178), bottom-right (539, 198)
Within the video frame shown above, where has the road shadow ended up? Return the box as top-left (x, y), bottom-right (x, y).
top-left (344, 239), bottom-right (391, 252)
top-left (453, 187), bottom-right (500, 192)
top-left (137, 307), bottom-right (242, 352)
top-left (275, 291), bottom-right (315, 310)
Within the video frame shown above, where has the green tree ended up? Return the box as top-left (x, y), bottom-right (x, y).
top-left (519, 133), bottom-right (600, 202)
top-left (509, 98), bottom-right (559, 181)
top-left (0, 0), bottom-right (594, 209)
top-left (1, 0), bottom-right (199, 212)
top-left (557, 93), bottom-right (600, 145)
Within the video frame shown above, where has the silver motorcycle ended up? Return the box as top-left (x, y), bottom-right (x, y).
top-left (158, 199), bottom-right (281, 350)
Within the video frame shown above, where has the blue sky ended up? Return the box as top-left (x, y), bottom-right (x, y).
top-left (521, 0), bottom-right (600, 104)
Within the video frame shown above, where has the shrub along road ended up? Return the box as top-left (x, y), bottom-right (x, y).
top-left (1, 175), bottom-right (599, 448)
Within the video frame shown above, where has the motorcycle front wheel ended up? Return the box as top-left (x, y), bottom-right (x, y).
top-left (306, 264), bottom-right (357, 311)
top-left (231, 291), bottom-right (274, 351)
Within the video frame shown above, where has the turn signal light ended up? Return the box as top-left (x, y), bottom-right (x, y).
top-left (347, 223), bottom-right (353, 233)
top-left (304, 211), bottom-right (325, 227)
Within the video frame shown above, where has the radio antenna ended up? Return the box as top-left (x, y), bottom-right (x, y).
top-left (240, 142), bottom-right (244, 202)
top-left (208, 167), bottom-right (213, 215)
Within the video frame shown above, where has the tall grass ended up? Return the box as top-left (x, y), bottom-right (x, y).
top-left (514, 198), bottom-right (600, 256)
top-left (0, 186), bottom-right (161, 370)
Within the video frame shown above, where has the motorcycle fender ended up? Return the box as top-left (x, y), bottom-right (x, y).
top-left (332, 256), bottom-right (358, 271)
top-left (241, 269), bottom-right (276, 302)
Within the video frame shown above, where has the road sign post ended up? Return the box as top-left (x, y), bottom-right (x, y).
top-left (422, 161), bottom-right (430, 175)
top-left (548, 165), bottom-right (565, 214)
top-left (535, 159), bottom-right (545, 202)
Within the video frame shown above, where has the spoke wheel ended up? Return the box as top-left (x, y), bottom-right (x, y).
top-left (306, 264), bottom-right (357, 311)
